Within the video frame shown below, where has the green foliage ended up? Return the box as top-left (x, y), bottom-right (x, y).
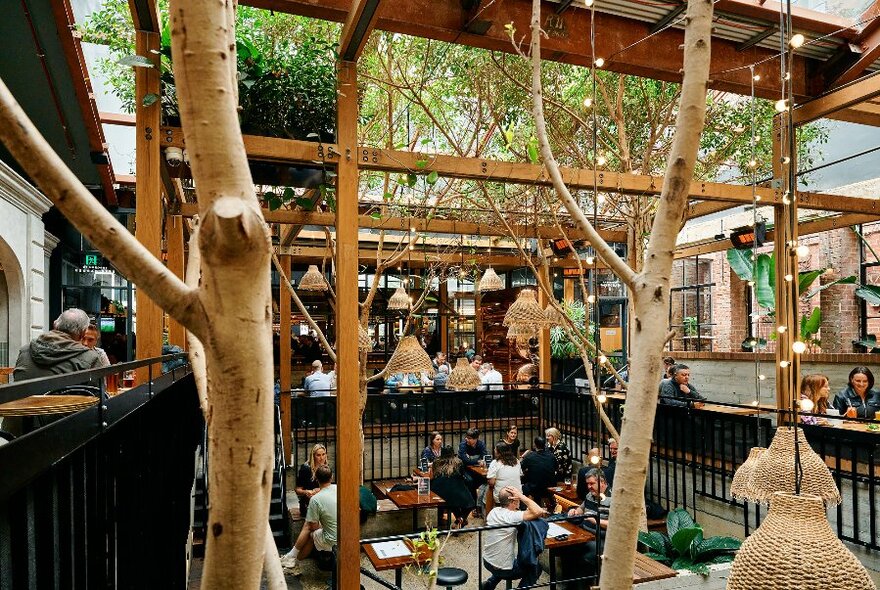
top-left (638, 509), bottom-right (741, 576)
top-left (550, 301), bottom-right (594, 359)
top-left (682, 316), bottom-right (698, 337)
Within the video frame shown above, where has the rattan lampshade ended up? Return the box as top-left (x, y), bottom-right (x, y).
top-left (358, 325), bottom-right (372, 352)
top-left (728, 492), bottom-right (876, 590)
top-left (478, 267), bottom-right (503, 292)
top-left (544, 303), bottom-right (566, 327)
top-left (730, 447), bottom-right (766, 501)
top-left (503, 289), bottom-right (547, 328)
top-left (384, 335), bottom-right (434, 376)
top-left (446, 357), bottom-right (482, 391)
top-left (387, 286), bottom-right (410, 310)
top-left (298, 265), bottom-right (328, 291)
top-left (746, 427), bottom-right (841, 505)
top-left (506, 324), bottom-right (537, 344)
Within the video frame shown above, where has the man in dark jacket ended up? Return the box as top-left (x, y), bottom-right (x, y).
top-left (659, 364), bottom-right (706, 407)
top-left (14, 308), bottom-right (105, 381)
top-left (520, 436), bottom-right (557, 503)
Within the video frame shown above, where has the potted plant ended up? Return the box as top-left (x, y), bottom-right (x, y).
top-left (638, 509), bottom-right (740, 576)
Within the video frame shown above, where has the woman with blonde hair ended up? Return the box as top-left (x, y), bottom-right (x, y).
top-left (545, 427), bottom-right (573, 480)
top-left (800, 373), bottom-right (830, 425)
top-left (295, 443), bottom-right (329, 516)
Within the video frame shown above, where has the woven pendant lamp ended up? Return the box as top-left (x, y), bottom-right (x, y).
top-left (387, 286), bottom-right (410, 310)
top-left (446, 357), bottom-right (482, 391)
top-left (384, 336), bottom-right (434, 376)
top-left (727, 492), bottom-right (876, 590)
top-left (477, 267), bottom-right (503, 292)
top-left (358, 325), bottom-right (372, 352)
top-left (544, 303), bottom-right (566, 327)
top-left (506, 324), bottom-right (537, 344)
top-left (502, 289), bottom-right (547, 328)
top-left (298, 265), bottom-right (328, 291)
top-left (730, 447), bottom-right (766, 501)
top-left (746, 427), bottom-right (841, 505)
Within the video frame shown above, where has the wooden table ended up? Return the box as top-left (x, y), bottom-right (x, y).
top-left (362, 537), bottom-right (431, 587)
top-left (386, 488), bottom-right (446, 531)
top-left (544, 520), bottom-right (595, 590)
top-left (549, 484), bottom-right (579, 503)
top-left (0, 395), bottom-right (99, 417)
top-left (699, 403), bottom-right (775, 416)
top-left (467, 464), bottom-right (488, 478)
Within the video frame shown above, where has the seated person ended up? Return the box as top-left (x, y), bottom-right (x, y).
top-left (560, 468), bottom-right (611, 581)
top-left (430, 445), bottom-right (476, 526)
top-left (520, 436), bottom-right (557, 503)
top-left (800, 373), bottom-right (830, 425)
top-left (832, 366), bottom-right (880, 419)
top-left (421, 431), bottom-right (444, 467)
top-left (431, 364), bottom-right (449, 392)
top-left (281, 465), bottom-right (337, 575)
top-left (386, 372), bottom-right (421, 392)
top-left (500, 424), bottom-right (521, 458)
top-left (659, 364), bottom-right (706, 407)
top-left (296, 444), bottom-right (329, 517)
top-left (545, 427), bottom-right (573, 482)
top-left (482, 486), bottom-right (546, 590)
top-left (303, 360), bottom-right (333, 397)
top-left (458, 427), bottom-right (489, 498)
top-left (577, 439), bottom-right (617, 500)
top-left (487, 442), bottom-right (523, 503)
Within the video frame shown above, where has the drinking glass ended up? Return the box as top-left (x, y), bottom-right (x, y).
top-left (122, 371), bottom-right (135, 388)
top-left (564, 477), bottom-right (572, 489)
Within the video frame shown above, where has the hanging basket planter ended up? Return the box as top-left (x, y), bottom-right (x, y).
top-left (358, 324), bottom-right (372, 352)
top-left (543, 303), bottom-right (566, 328)
top-left (387, 286), bottom-right (410, 310)
top-left (502, 289), bottom-right (547, 328)
top-left (746, 427), bottom-right (841, 505)
top-left (384, 335), bottom-right (434, 376)
top-left (727, 492), bottom-right (875, 590)
top-left (730, 447), bottom-right (766, 501)
top-left (446, 357), bottom-right (482, 391)
top-left (298, 265), bottom-right (328, 291)
top-left (477, 267), bottom-right (503, 292)
top-left (506, 324), bottom-right (538, 344)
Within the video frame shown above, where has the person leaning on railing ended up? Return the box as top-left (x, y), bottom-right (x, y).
top-left (658, 364), bottom-right (706, 408)
top-left (832, 366), bottom-right (880, 420)
top-left (13, 308), bottom-right (106, 382)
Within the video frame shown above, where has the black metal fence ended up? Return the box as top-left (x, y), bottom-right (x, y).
top-left (0, 357), bottom-right (201, 589)
top-left (292, 387), bottom-right (880, 551)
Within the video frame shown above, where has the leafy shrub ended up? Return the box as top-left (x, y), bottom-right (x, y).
top-left (638, 509), bottom-right (741, 575)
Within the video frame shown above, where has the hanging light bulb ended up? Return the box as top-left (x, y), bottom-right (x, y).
top-left (777, 325), bottom-right (787, 333)
top-left (585, 256), bottom-right (595, 265)
top-left (784, 72), bottom-right (791, 80)
top-left (784, 274), bottom-right (793, 282)
top-left (751, 399), bottom-right (760, 406)
top-left (747, 159), bottom-right (758, 168)
top-left (759, 374), bottom-right (766, 381)
top-left (596, 155), bottom-right (607, 166)
top-left (597, 393), bottom-right (607, 404)
top-left (782, 196), bottom-right (791, 205)
top-left (790, 33), bottom-right (806, 48)
top-left (590, 454), bottom-right (600, 465)
top-left (587, 294), bottom-right (596, 303)
top-left (583, 97), bottom-right (593, 108)
top-left (781, 156), bottom-right (791, 165)
top-left (779, 360), bottom-right (790, 368)
top-left (753, 74), bottom-right (761, 81)
top-left (792, 341), bottom-right (807, 354)
top-left (594, 57), bottom-right (605, 68)
top-left (800, 398), bottom-right (814, 412)
top-left (584, 0), bottom-right (593, 6)
top-left (598, 355), bottom-right (607, 364)
top-left (796, 244), bottom-right (810, 257)
top-left (775, 99), bottom-right (788, 112)
top-left (747, 281), bottom-right (755, 287)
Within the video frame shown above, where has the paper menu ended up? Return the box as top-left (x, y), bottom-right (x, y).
top-left (546, 522), bottom-right (571, 538)
top-left (372, 540), bottom-right (412, 559)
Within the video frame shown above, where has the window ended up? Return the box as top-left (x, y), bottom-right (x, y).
top-left (669, 256), bottom-right (714, 351)
top-left (859, 222), bottom-right (880, 349)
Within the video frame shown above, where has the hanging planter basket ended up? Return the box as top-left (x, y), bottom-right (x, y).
top-left (446, 357), bottom-right (482, 391)
top-left (358, 324), bottom-right (372, 352)
top-left (728, 492), bottom-right (875, 590)
top-left (477, 267), bottom-right (503, 292)
top-left (543, 303), bottom-right (566, 328)
top-left (506, 324), bottom-right (538, 344)
top-left (384, 335), bottom-right (434, 376)
top-left (298, 265), bottom-right (328, 291)
top-left (503, 289), bottom-right (547, 328)
top-left (387, 286), bottom-right (410, 310)
top-left (730, 446), bottom-right (766, 501)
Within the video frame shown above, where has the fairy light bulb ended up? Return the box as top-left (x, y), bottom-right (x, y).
top-left (748, 159), bottom-right (757, 169)
top-left (792, 340), bottom-right (807, 354)
top-left (751, 400), bottom-right (760, 406)
top-left (775, 99), bottom-right (788, 112)
top-left (784, 274), bottom-right (793, 282)
top-left (779, 360), bottom-right (790, 368)
top-left (585, 256), bottom-right (595, 265)
top-left (597, 393), bottom-right (607, 404)
top-left (759, 374), bottom-right (766, 381)
top-left (596, 155), bottom-right (607, 166)
top-left (410, 226), bottom-right (416, 233)
top-left (598, 355), bottom-right (608, 364)
top-left (781, 156), bottom-right (791, 165)
top-left (594, 57), bottom-right (605, 68)
top-left (782, 196), bottom-right (791, 205)
top-left (747, 281), bottom-right (755, 287)
top-left (784, 72), bottom-right (791, 81)
top-left (753, 74), bottom-right (761, 81)
top-left (755, 195), bottom-right (762, 202)
top-left (584, 0), bottom-right (594, 5)
top-left (777, 325), bottom-right (787, 333)
top-left (583, 97), bottom-right (593, 108)
top-left (409, 244), bottom-right (415, 250)
top-left (800, 398), bottom-right (815, 412)
top-left (796, 244), bottom-right (809, 257)
top-left (587, 294), bottom-right (596, 303)
top-left (590, 454), bottom-right (600, 465)
top-left (790, 33), bottom-right (805, 48)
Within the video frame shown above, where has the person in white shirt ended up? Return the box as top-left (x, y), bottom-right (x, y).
top-left (482, 486), bottom-right (546, 590)
top-left (486, 442), bottom-right (522, 503)
top-left (480, 362), bottom-right (504, 391)
top-left (303, 360), bottom-right (333, 397)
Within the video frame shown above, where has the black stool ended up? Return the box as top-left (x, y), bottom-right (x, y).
top-left (436, 567), bottom-right (468, 589)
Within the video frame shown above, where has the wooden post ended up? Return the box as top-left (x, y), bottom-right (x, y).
top-left (335, 60), bottom-right (360, 589)
top-left (279, 255), bottom-right (293, 464)
top-left (538, 267), bottom-right (552, 386)
top-left (563, 276), bottom-right (574, 303)
top-left (134, 29), bottom-right (163, 381)
top-left (166, 214), bottom-right (187, 349)
top-left (439, 280), bottom-right (448, 355)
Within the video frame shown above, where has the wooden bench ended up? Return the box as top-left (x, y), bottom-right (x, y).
top-left (633, 552), bottom-right (677, 584)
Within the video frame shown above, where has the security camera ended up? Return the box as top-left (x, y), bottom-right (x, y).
top-left (165, 147), bottom-right (183, 167)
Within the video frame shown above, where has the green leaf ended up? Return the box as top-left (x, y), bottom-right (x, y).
top-left (407, 173), bottom-right (417, 187)
top-left (671, 526), bottom-right (703, 556)
top-left (426, 170), bottom-right (439, 185)
top-left (295, 197), bottom-right (315, 209)
top-left (282, 187), bottom-right (295, 202)
top-left (797, 269), bottom-right (825, 296)
top-left (638, 531), bottom-right (669, 557)
top-left (856, 285), bottom-right (880, 306)
top-left (705, 554), bottom-right (736, 565)
top-left (504, 127), bottom-right (514, 146)
top-left (670, 556), bottom-right (696, 571)
top-left (691, 536), bottom-right (742, 562)
top-left (527, 137), bottom-right (539, 164)
top-left (117, 55), bottom-right (154, 68)
top-left (267, 196), bottom-right (282, 211)
top-left (370, 211), bottom-right (381, 220)
top-left (801, 307), bottom-right (822, 339)
top-left (383, 192), bottom-right (393, 201)
top-left (415, 158), bottom-right (429, 169)
top-left (666, 509), bottom-right (696, 538)
top-left (804, 275), bottom-right (856, 299)
top-left (726, 249), bottom-right (754, 282)
top-left (754, 254), bottom-right (775, 309)
top-left (141, 93), bottom-right (159, 107)
top-left (643, 552), bottom-right (672, 564)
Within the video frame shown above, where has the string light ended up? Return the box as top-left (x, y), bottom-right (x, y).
top-left (792, 341), bottom-right (807, 354)
top-left (598, 355), bottom-right (607, 364)
top-left (759, 374), bottom-right (766, 380)
top-left (585, 256), bottom-right (595, 265)
top-left (782, 195), bottom-right (791, 205)
top-left (747, 159), bottom-right (758, 168)
top-left (596, 155), bottom-right (607, 166)
top-left (796, 244), bottom-right (810, 257)
top-left (752, 400), bottom-right (760, 406)
top-left (784, 274), bottom-right (793, 282)
top-left (590, 454), bottom-right (600, 465)
top-left (781, 156), bottom-right (791, 164)
top-left (800, 398), bottom-right (814, 412)
top-left (597, 393), bottom-right (607, 404)
top-left (584, 0), bottom-right (593, 5)
top-left (753, 74), bottom-right (761, 81)
top-left (583, 97), bottom-right (593, 108)
top-left (594, 57), bottom-right (605, 68)
top-left (790, 33), bottom-right (806, 48)
top-left (777, 326), bottom-right (787, 333)
top-left (410, 226), bottom-right (416, 233)
top-left (779, 360), bottom-right (790, 368)
top-left (587, 294), bottom-right (596, 303)
top-left (775, 99), bottom-right (788, 112)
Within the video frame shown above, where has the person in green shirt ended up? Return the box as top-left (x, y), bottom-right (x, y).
top-left (280, 464), bottom-right (337, 575)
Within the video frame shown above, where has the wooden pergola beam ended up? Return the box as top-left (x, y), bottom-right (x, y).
top-left (686, 200), bottom-right (744, 219)
top-left (792, 70), bottom-right (880, 124)
top-left (164, 128), bottom-right (880, 214)
top-left (827, 24), bottom-right (880, 88)
top-left (339, 0), bottom-right (382, 61)
top-left (177, 203), bottom-right (628, 243)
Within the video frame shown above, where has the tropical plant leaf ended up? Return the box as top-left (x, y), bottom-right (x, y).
top-left (671, 526), bottom-right (703, 556)
top-left (141, 93), bottom-right (159, 107)
top-left (638, 531), bottom-right (669, 557)
top-left (797, 269), bottom-right (825, 296)
top-left (426, 170), bottom-right (439, 185)
top-left (643, 552), bottom-right (672, 564)
top-left (754, 253), bottom-right (775, 309)
top-left (801, 307), bottom-right (822, 339)
top-left (692, 536), bottom-right (742, 561)
top-left (670, 556), bottom-right (696, 572)
top-left (856, 285), bottom-right (880, 306)
top-left (804, 275), bottom-right (856, 299)
top-left (117, 54), bottom-right (154, 68)
top-left (726, 249), bottom-right (754, 282)
top-left (370, 211), bottom-right (381, 220)
top-left (406, 172), bottom-right (417, 187)
top-left (282, 187), bottom-right (295, 202)
top-left (705, 553), bottom-right (736, 565)
top-left (415, 158), bottom-right (428, 169)
top-left (666, 509), bottom-right (695, 538)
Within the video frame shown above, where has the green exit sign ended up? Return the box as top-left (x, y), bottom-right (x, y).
top-left (83, 252), bottom-right (103, 268)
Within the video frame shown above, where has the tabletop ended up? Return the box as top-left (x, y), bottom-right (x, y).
top-left (362, 538), bottom-right (431, 571)
top-left (544, 520), bottom-right (595, 550)
top-left (387, 489), bottom-right (446, 510)
top-left (0, 395), bottom-right (99, 417)
top-left (549, 484), bottom-right (579, 503)
top-left (467, 464), bottom-right (488, 478)
top-left (698, 403), bottom-right (775, 416)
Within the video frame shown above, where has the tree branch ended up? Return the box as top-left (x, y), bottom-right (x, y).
top-left (185, 219), bottom-right (209, 415)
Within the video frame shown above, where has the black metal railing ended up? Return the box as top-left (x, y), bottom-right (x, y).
top-left (0, 355), bottom-right (201, 589)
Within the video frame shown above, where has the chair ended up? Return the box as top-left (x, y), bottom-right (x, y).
top-left (435, 567), bottom-right (468, 589)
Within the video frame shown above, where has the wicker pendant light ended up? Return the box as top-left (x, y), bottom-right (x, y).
top-left (746, 427), bottom-right (841, 505)
top-left (387, 286), bottom-right (410, 310)
top-left (503, 289), bottom-right (547, 328)
top-left (477, 267), bottom-right (503, 292)
top-left (358, 324), bottom-right (372, 352)
top-left (298, 265), bottom-right (328, 291)
top-left (384, 335), bottom-right (434, 376)
top-left (544, 303), bottom-right (566, 327)
top-left (728, 492), bottom-right (876, 590)
top-left (446, 357), bottom-right (482, 391)
top-left (506, 324), bottom-right (537, 344)
top-left (730, 447), bottom-right (766, 501)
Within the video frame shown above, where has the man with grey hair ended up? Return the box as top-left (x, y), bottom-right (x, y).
top-left (482, 486), bottom-right (546, 590)
top-left (13, 308), bottom-right (104, 381)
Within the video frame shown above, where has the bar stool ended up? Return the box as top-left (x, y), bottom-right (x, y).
top-left (435, 567), bottom-right (468, 589)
